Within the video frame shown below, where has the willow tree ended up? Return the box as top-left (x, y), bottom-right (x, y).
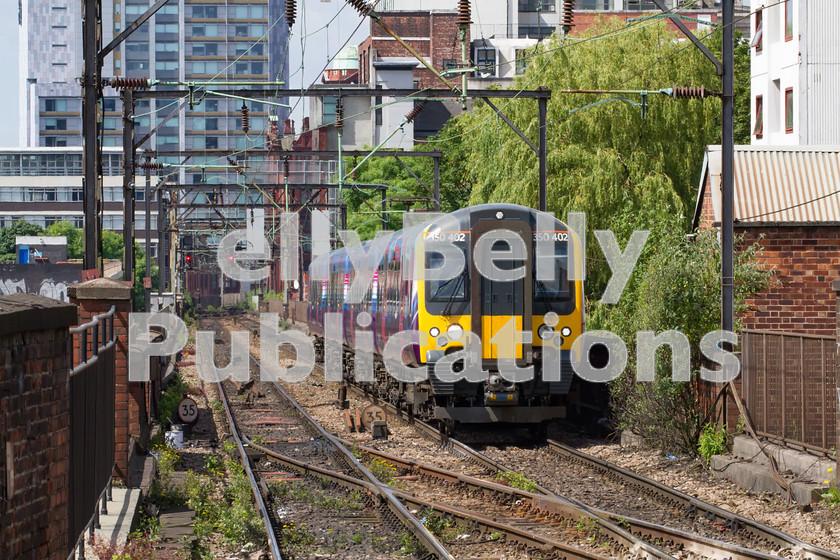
top-left (453, 18), bottom-right (723, 290)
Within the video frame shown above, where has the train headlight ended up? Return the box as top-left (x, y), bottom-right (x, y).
top-left (429, 327), bottom-right (440, 337)
top-left (561, 326), bottom-right (572, 337)
top-left (538, 324), bottom-right (554, 340)
top-left (447, 324), bottom-right (463, 340)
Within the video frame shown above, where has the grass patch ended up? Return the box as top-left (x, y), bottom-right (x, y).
top-left (494, 471), bottom-right (539, 493)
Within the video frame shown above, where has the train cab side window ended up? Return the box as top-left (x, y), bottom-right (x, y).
top-left (426, 252), bottom-right (468, 301)
top-left (534, 244), bottom-right (570, 300)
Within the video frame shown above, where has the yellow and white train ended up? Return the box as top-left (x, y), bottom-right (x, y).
top-left (308, 203), bottom-right (588, 430)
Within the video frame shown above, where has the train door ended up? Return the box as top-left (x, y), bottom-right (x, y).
top-left (470, 218), bottom-right (533, 368)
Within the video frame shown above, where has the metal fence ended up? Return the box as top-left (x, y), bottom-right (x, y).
top-left (68, 306), bottom-right (117, 558)
top-left (742, 330), bottom-right (837, 455)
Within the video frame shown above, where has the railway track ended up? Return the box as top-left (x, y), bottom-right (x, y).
top-left (222, 312), bottom-right (840, 560)
top-left (543, 440), bottom-right (840, 560)
top-left (202, 317), bottom-right (449, 559)
top-left (215, 318), bottom-right (674, 560)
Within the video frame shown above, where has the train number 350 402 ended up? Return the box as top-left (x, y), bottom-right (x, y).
top-left (533, 232), bottom-right (569, 242)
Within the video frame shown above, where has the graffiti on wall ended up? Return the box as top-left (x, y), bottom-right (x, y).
top-left (0, 264), bottom-right (82, 302)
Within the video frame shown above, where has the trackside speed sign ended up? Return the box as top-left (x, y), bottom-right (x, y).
top-left (177, 397), bottom-right (199, 424)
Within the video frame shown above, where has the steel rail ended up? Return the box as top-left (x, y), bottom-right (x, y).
top-left (545, 440), bottom-right (840, 560)
top-left (244, 355), bottom-right (454, 560)
top-left (339, 384), bottom-right (808, 560)
top-left (243, 440), bottom-right (617, 560)
top-left (211, 336), bottom-right (284, 559)
top-left (237, 315), bottom-right (818, 560)
top-left (349, 444), bottom-right (789, 560)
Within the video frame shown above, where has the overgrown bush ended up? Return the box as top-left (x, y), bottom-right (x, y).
top-left (590, 225), bottom-right (772, 454)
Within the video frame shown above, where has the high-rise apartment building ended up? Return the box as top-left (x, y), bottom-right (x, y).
top-left (18, 0), bottom-right (290, 154)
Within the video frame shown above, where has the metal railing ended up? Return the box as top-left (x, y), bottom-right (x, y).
top-left (68, 305), bottom-right (117, 559)
top-left (742, 330), bottom-right (837, 456)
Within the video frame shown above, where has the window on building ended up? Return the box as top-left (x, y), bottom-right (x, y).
top-left (155, 23), bottom-right (178, 34)
top-left (785, 88), bottom-right (793, 133)
top-left (204, 99), bottom-right (219, 112)
top-left (515, 49), bottom-right (529, 74)
top-left (475, 48), bottom-right (497, 78)
top-left (442, 59), bottom-right (456, 73)
top-left (103, 117), bottom-right (118, 130)
top-left (44, 137), bottom-right (68, 147)
top-left (125, 5), bottom-right (147, 15)
top-left (235, 25), bottom-right (249, 37)
top-left (155, 61), bottom-right (179, 71)
top-left (250, 24), bottom-right (266, 36)
top-left (323, 97), bottom-right (338, 124)
top-left (191, 5), bottom-right (217, 18)
top-left (518, 0), bottom-right (555, 11)
top-left (626, 0), bottom-right (658, 9)
top-left (156, 135), bottom-right (179, 147)
top-left (45, 99), bottom-right (67, 112)
top-left (45, 118), bottom-right (68, 131)
top-left (251, 6), bottom-right (264, 19)
top-left (234, 6), bottom-right (249, 18)
top-left (753, 95), bottom-right (763, 139)
top-left (192, 25), bottom-right (219, 37)
top-left (155, 41), bottom-right (179, 52)
top-left (126, 61), bottom-right (148, 72)
top-left (205, 137), bottom-right (218, 149)
top-left (126, 42), bottom-right (148, 53)
top-left (251, 61), bottom-right (264, 75)
top-left (518, 26), bottom-right (553, 39)
top-left (192, 43), bottom-right (218, 56)
top-left (752, 9), bottom-right (763, 51)
top-left (103, 98), bottom-right (117, 112)
top-left (785, 0), bottom-right (793, 41)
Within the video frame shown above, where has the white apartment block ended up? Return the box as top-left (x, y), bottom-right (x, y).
top-left (750, 0), bottom-right (840, 145)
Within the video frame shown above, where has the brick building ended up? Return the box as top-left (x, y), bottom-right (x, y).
top-left (693, 145), bottom-right (840, 336)
top-left (359, 11), bottom-right (468, 91)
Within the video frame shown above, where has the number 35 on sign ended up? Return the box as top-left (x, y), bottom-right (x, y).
top-left (178, 397), bottom-right (199, 424)
top-left (360, 404), bottom-right (386, 431)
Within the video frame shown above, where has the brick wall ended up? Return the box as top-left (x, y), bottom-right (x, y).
top-left (69, 278), bottom-right (142, 483)
top-left (0, 294), bottom-right (77, 559)
top-left (360, 11), bottom-right (468, 89)
top-left (736, 226), bottom-right (840, 336)
top-left (697, 181), bottom-right (839, 336)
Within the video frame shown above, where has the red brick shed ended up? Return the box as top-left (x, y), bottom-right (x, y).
top-left (693, 145), bottom-right (840, 336)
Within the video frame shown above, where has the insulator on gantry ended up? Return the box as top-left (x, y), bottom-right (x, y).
top-left (285, 0), bottom-right (296, 28)
top-left (335, 99), bottom-right (344, 131)
top-left (138, 161), bottom-right (164, 171)
top-left (241, 102), bottom-right (250, 133)
top-left (457, 0), bottom-right (471, 27)
top-left (346, 0), bottom-right (372, 16)
top-left (562, 0), bottom-right (574, 30)
top-left (108, 77), bottom-right (150, 90)
top-left (404, 101), bottom-right (427, 124)
top-left (672, 85), bottom-right (718, 100)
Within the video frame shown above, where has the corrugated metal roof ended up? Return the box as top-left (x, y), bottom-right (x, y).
top-left (696, 145), bottom-right (840, 226)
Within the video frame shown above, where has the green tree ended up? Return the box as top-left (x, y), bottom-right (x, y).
top-left (102, 230), bottom-right (124, 260)
top-left (0, 221), bottom-right (45, 262)
top-left (45, 221), bottom-right (84, 259)
top-left (428, 18), bottom-right (769, 453)
top-left (460, 18), bottom-right (722, 293)
top-left (589, 224), bottom-right (771, 452)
